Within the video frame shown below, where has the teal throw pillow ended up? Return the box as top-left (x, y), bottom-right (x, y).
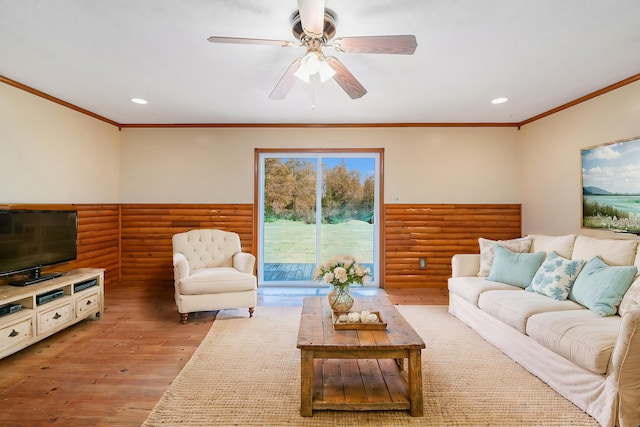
top-left (526, 252), bottom-right (585, 300)
top-left (487, 244), bottom-right (545, 288)
top-left (569, 256), bottom-right (637, 317)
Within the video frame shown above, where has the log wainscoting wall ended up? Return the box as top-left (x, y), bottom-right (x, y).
top-left (120, 204), bottom-right (254, 285)
top-left (384, 204), bottom-right (522, 288)
top-left (121, 203), bottom-right (521, 289)
top-left (1, 203), bottom-right (520, 290)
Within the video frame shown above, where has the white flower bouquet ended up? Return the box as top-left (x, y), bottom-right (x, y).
top-left (313, 255), bottom-right (371, 289)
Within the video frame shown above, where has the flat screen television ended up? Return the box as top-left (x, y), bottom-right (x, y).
top-left (0, 210), bottom-right (78, 285)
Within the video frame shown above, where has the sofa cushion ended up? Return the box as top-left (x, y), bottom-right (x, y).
top-left (478, 237), bottom-right (532, 277)
top-left (571, 235), bottom-right (638, 266)
top-left (569, 256), bottom-right (637, 317)
top-left (526, 310), bottom-right (621, 374)
top-left (526, 252), bottom-right (585, 300)
top-left (179, 267), bottom-right (257, 295)
top-left (478, 290), bottom-right (585, 334)
top-left (448, 276), bottom-right (521, 306)
top-left (487, 245), bottom-right (545, 288)
top-left (619, 276), bottom-right (640, 316)
top-left (528, 234), bottom-right (577, 259)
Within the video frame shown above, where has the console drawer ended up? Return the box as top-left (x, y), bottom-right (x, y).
top-left (0, 315), bottom-right (34, 352)
top-left (76, 291), bottom-right (99, 318)
top-left (38, 302), bottom-right (73, 334)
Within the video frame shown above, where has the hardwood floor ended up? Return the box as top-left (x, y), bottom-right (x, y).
top-left (0, 283), bottom-right (447, 426)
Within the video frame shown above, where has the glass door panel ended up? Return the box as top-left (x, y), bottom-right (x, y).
top-left (261, 156), bottom-right (317, 284)
top-left (320, 157), bottom-right (375, 282)
top-left (258, 152), bottom-right (379, 287)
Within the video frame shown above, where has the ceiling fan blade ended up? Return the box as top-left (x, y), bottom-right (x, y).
top-left (333, 35), bottom-right (417, 55)
top-left (269, 58), bottom-right (302, 100)
top-left (207, 36), bottom-right (296, 48)
top-left (325, 56), bottom-right (367, 99)
top-left (297, 0), bottom-right (325, 38)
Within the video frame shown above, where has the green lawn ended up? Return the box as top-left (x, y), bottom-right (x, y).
top-left (263, 219), bottom-right (374, 264)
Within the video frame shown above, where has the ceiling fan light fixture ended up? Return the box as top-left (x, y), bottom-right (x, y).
top-left (303, 51), bottom-right (321, 73)
top-left (294, 52), bottom-right (317, 83)
top-left (318, 60), bottom-right (336, 83)
top-left (294, 50), bottom-right (334, 84)
top-left (293, 66), bottom-right (311, 83)
top-left (208, 6), bottom-right (417, 101)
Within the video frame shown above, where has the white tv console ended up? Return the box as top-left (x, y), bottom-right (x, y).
top-left (0, 268), bottom-right (104, 359)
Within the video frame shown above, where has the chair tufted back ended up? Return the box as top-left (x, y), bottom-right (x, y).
top-left (172, 229), bottom-right (241, 272)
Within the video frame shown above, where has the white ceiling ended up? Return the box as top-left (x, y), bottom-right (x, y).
top-left (1, 0), bottom-right (639, 125)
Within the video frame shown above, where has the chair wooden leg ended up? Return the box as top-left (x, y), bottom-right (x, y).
top-left (180, 313), bottom-right (188, 324)
top-left (248, 307), bottom-right (255, 318)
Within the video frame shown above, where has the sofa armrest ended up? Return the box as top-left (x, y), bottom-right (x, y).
top-left (451, 254), bottom-right (480, 277)
top-left (609, 307), bottom-right (640, 427)
top-left (233, 252), bottom-right (256, 274)
top-left (173, 252), bottom-right (190, 283)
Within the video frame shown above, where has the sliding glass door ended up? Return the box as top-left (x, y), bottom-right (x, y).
top-left (258, 151), bottom-right (380, 287)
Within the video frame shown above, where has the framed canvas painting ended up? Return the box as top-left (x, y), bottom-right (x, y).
top-left (582, 136), bottom-right (640, 233)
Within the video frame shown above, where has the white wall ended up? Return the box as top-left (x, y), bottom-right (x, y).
top-left (0, 83), bottom-right (121, 203)
top-left (519, 80), bottom-right (640, 237)
top-left (1, 79), bottom-right (521, 206)
top-left (119, 126), bottom-right (520, 204)
top-left (14, 75), bottom-right (640, 232)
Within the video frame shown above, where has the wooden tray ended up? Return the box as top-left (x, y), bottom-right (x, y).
top-left (332, 311), bottom-right (387, 330)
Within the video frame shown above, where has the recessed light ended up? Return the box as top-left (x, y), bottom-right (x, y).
top-left (130, 98), bottom-right (148, 105)
top-left (491, 97), bottom-right (508, 104)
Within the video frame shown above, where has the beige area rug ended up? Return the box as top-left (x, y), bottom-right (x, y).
top-left (142, 305), bottom-right (599, 426)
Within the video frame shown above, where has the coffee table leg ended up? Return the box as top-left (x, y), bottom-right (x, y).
top-left (408, 349), bottom-right (424, 416)
top-left (300, 351), bottom-right (313, 416)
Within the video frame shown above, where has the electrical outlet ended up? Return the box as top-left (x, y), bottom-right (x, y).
top-left (391, 194), bottom-right (400, 202)
top-left (419, 258), bottom-right (427, 269)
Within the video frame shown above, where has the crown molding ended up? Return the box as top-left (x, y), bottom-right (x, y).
top-left (2, 73), bottom-right (639, 130)
top-left (117, 122), bottom-right (520, 128)
top-left (0, 75), bottom-right (120, 128)
top-left (517, 73), bottom-right (640, 128)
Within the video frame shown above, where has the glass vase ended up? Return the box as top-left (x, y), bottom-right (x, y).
top-left (327, 285), bottom-right (354, 314)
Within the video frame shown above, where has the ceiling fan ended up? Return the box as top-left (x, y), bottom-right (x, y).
top-left (207, 0), bottom-right (417, 100)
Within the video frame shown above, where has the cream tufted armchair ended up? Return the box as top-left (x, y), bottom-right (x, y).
top-left (172, 229), bottom-right (257, 323)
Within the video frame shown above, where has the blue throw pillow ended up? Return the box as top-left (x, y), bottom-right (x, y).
top-left (526, 251), bottom-right (585, 300)
top-left (569, 256), bottom-right (637, 316)
top-left (487, 244), bottom-right (545, 288)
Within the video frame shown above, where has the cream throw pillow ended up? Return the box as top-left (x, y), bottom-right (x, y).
top-left (478, 237), bottom-right (532, 277)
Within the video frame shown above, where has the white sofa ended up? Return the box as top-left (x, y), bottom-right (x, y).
top-left (448, 234), bottom-right (640, 427)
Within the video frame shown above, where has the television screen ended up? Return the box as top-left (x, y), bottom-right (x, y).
top-left (582, 136), bottom-right (640, 233)
top-left (0, 210), bottom-right (78, 277)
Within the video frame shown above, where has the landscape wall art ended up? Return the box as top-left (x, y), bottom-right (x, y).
top-left (582, 136), bottom-right (640, 233)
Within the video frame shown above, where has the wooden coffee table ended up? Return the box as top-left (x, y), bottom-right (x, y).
top-left (297, 295), bottom-right (425, 417)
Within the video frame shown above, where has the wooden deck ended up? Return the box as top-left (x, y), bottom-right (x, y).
top-left (264, 263), bottom-right (375, 282)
